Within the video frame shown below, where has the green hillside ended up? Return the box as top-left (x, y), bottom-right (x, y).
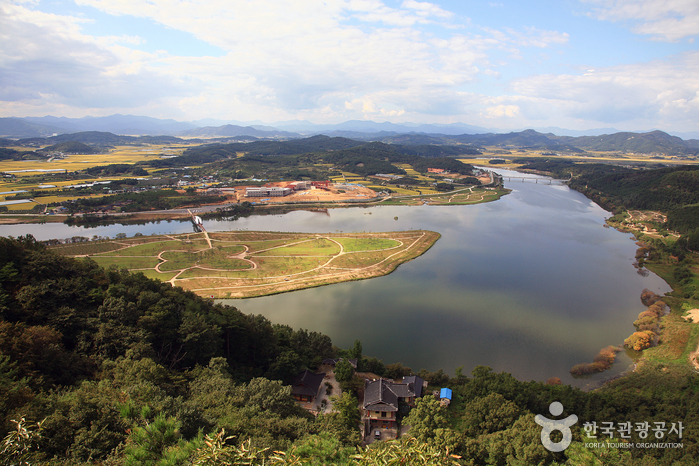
top-left (0, 235), bottom-right (697, 465)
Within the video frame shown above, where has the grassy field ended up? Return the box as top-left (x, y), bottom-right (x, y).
top-left (90, 256), bottom-right (161, 269)
top-left (379, 187), bottom-right (509, 206)
top-left (457, 147), bottom-right (699, 171)
top-left (52, 230), bottom-right (440, 298)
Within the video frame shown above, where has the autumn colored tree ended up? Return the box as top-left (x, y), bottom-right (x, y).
top-left (624, 331), bottom-right (653, 351)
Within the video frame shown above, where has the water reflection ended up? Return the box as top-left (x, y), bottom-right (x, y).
top-left (0, 169), bottom-right (670, 388)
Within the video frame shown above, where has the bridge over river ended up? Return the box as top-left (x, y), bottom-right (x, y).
top-left (504, 176), bottom-right (569, 185)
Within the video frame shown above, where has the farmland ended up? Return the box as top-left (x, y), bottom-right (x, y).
top-left (51, 230), bottom-right (440, 298)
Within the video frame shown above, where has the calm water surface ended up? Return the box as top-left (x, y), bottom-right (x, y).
top-left (0, 169), bottom-right (670, 388)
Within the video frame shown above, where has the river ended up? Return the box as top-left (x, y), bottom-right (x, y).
top-left (0, 168), bottom-right (670, 388)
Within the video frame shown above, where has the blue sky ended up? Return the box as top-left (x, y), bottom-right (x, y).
top-left (1, 0), bottom-right (697, 132)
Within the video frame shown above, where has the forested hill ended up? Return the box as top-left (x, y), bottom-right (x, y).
top-left (516, 160), bottom-right (699, 213)
top-left (148, 135), bottom-right (480, 176)
top-left (17, 131), bottom-right (188, 147)
top-left (0, 235), bottom-right (339, 462)
top-left (451, 129), bottom-right (699, 155)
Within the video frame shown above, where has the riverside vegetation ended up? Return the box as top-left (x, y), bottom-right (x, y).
top-left (2, 159), bottom-right (699, 464)
top-left (0, 235), bottom-right (698, 465)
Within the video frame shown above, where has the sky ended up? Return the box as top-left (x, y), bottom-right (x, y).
top-left (1, 0), bottom-right (698, 132)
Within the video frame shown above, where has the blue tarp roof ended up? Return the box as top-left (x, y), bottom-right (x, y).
top-left (440, 388), bottom-right (452, 400)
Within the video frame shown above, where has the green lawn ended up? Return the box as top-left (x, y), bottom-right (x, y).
top-left (334, 237), bottom-right (400, 252)
top-left (51, 242), bottom-right (126, 256)
top-left (244, 239), bottom-right (303, 253)
top-left (255, 238), bottom-right (341, 256)
top-left (90, 256), bottom-right (161, 269)
top-left (94, 240), bottom-right (181, 256)
top-left (159, 251), bottom-right (199, 271)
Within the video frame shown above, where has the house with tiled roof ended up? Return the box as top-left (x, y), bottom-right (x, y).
top-left (290, 369), bottom-right (325, 403)
top-left (362, 376), bottom-right (425, 432)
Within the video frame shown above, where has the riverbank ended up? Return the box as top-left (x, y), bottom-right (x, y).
top-left (0, 186), bottom-right (509, 226)
top-left (590, 211), bottom-right (699, 373)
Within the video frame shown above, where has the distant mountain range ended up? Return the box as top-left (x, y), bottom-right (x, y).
top-left (1, 114), bottom-right (697, 156)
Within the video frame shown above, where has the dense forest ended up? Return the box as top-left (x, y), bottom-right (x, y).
top-left (59, 190), bottom-right (227, 214)
top-left (85, 164), bottom-right (150, 177)
top-left (0, 236), bottom-right (697, 465)
top-left (516, 160), bottom-right (699, 213)
top-left (145, 136), bottom-right (478, 179)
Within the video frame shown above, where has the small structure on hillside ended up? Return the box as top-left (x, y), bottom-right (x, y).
top-left (291, 369), bottom-right (325, 403)
top-left (438, 387), bottom-right (452, 407)
top-left (322, 358), bottom-right (358, 369)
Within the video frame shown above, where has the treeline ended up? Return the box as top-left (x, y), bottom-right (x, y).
top-left (201, 201), bottom-right (255, 221)
top-left (322, 143), bottom-right (476, 176)
top-left (85, 163), bottom-right (149, 177)
top-left (59, 190), bottom-right (226, 213)
top-left (0, 147), bottom-right (43, 161)
top-left (391, 144), bottom-right (481, 158)
top-left (17, 131), bottom-right (187, 147)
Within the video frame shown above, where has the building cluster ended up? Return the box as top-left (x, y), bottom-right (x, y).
top-left (288, 360), bottom-right (455, 442)
top-left (244, 180), bottom-right (332, 198)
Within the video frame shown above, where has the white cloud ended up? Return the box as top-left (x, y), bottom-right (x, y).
top-left (0, 2), bottom-right (195, 114)
top-left (62, 0), bottom-right (541, 121)
top-left (584, 0), bottom-right (699, 41)
top-left (401, 0), bottom-right (453, 19)
top-left (508, 27), bottom-right (570, 48)
top-left (485, 104), bottom-right (520, 118)
top-left (10, 0), bottom-right (674, 132)
top-left (507, 51), bottom-right (699, 129)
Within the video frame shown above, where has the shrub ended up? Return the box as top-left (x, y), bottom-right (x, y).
top-left (570, 346), bottom-right (621, 376)
top-left (624, 331), bottom-right (653, 351)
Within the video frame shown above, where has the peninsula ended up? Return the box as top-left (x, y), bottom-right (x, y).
top-left (51, 230), bottom-right (440, 298)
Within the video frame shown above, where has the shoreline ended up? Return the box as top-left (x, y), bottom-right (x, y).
top-left (53, 230), bottom-right (441, 299)
top-left (0, 186), bottom-right (510, 226)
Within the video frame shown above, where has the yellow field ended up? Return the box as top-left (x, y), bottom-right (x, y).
top-left (2, 201), bottom-right (39, 211)
top-left (0, 144), bottom-right (183, 177)
top-left (390, 187), bottom-right (420, 195)
top-left (457, 147), bottom-right (699, 169)
top-left (0, 144), bottom-right (184, 194)
top-left (394, 163), bottom-right (434, 181)
top-left (32, 194), bottom-right (105, 204)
